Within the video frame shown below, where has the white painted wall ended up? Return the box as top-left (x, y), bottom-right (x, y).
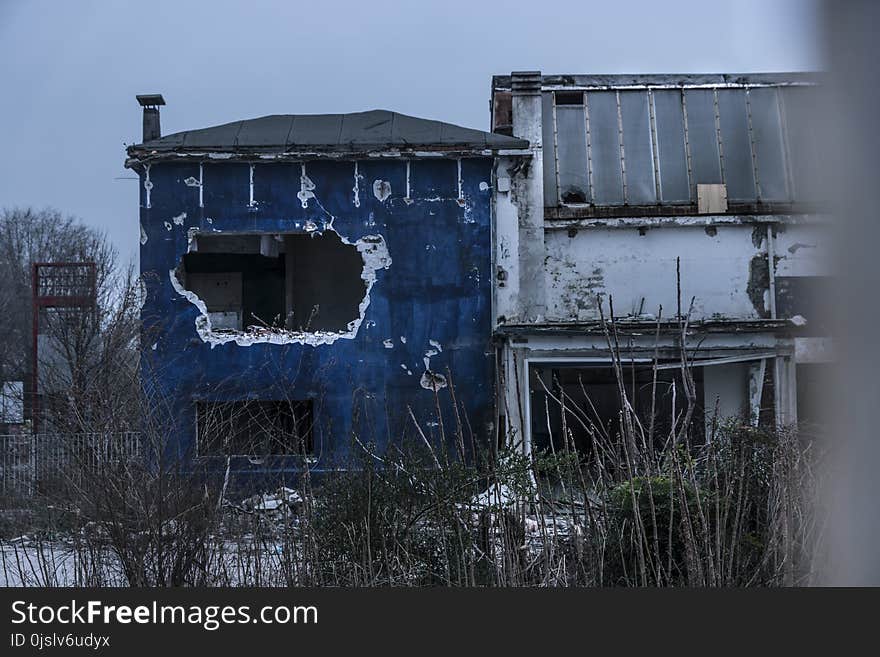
top-left (493, 156), bottom-right (522, 324)
top-left (775, 221), bottom-right (832, 277)
top-left (544, 224), bottom-right (765, 321)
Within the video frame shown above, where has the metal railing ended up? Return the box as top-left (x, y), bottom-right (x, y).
top-left (0, 432), bottom-right (141, 498)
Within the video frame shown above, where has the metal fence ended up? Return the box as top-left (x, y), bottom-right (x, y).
top-left (0, 433), bottom-right (142, 499)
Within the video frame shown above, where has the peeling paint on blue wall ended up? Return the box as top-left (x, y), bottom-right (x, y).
top-left (138, 157), bottom-right (494, 473)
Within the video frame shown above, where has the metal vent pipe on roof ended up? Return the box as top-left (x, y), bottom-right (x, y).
top-left (136, 94), bottom-right (166, 142)
top-left (510, 71), bottom-right (542, 96)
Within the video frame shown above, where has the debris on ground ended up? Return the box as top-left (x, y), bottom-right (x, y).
top-left (470, 482), bottom-right (520, 509)
top-left (232, 486), bottom-right (305, 517)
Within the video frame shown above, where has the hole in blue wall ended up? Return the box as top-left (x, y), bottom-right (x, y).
top-left (179, 231), bottom-right (366, 334)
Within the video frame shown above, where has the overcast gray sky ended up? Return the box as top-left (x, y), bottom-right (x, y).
top-left (0, 0), bottom-right (821, 262)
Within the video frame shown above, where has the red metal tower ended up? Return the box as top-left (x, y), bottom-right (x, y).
top-left (31, 262), bottom-right (96, 432)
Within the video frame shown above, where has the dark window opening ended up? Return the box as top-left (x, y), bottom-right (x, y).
top-left (183, 249), bottom-right (283, 331)
top-left (555, 91), bottom-right (585, 106)
top-left (180, 231), bottom-right (366, 333)
top-left (492, 91), bottom-right (513, 134)
top-left (284, 232), bottom-right (366, 332)
top-left (196, 400), bottom-right (314, 457)
top-left (796, 363), bottom-right (832, 429)
top-left (529, 364), bottom-right (706, 458)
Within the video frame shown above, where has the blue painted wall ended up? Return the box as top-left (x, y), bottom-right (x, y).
top-left (138, 157), bottom-right (494, 472)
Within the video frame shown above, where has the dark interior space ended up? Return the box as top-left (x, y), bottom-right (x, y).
top-left (183, 251), bottom-right (285, 329)
top-left (196, 400), bottom-right (314, 456)
top-left (284, 232), bottom-right (366, 332)
top-left (796, 362), bottom-right (832, 428)
top-left (180, 231), bottom-right (366, 333)
top-left (775, 276), bottom-right (835, 337)
top-left (529, 363), bottom-right (706, 456)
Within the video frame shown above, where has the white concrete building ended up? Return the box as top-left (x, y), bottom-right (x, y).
top-left (489, 72), bottom-right (829, 455)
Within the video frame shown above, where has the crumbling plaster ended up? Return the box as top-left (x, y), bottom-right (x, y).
top-left (543, 223), bottom-right (768, 322)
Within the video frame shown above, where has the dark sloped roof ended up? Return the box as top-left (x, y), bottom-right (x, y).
top-left (130, 109), bottom-right (528, 155)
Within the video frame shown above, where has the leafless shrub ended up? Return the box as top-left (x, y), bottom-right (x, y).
top-left (0, 293), bottom-right (825, 587)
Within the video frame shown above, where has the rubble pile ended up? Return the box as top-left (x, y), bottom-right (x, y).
top-left (230, 486), bottom-right (304, 520)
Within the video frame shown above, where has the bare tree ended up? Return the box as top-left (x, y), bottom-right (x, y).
top-left (0, 207), bottom-right (140, 433)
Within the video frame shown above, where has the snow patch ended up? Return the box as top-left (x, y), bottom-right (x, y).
top-left (471, 483), bottom-right (517, 509)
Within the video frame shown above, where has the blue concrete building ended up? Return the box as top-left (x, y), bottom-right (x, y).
top-left (125, 99), bottom-right (527, 472)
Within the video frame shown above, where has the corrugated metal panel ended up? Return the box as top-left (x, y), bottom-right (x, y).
top-left (620, 91), bottom-right (656, 204)
top-left (586, 91), bottom-right (624, 204)
top-left (748, 87), bottom-right (789, 201)
top-left (780, 86), bottom-right (822, 203)
top-left (684, 89), bottom-right (723, 187)
top-left (542, 93), bottom-right (559, 206)
top-left (543, 78), bottom-right (814, 210)
top-left (652, 90), bottom-right (691, 202)
top-left (555, 99), bottom-right (590, 203)
top-left (717, 89), bottom-right (756, 201)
